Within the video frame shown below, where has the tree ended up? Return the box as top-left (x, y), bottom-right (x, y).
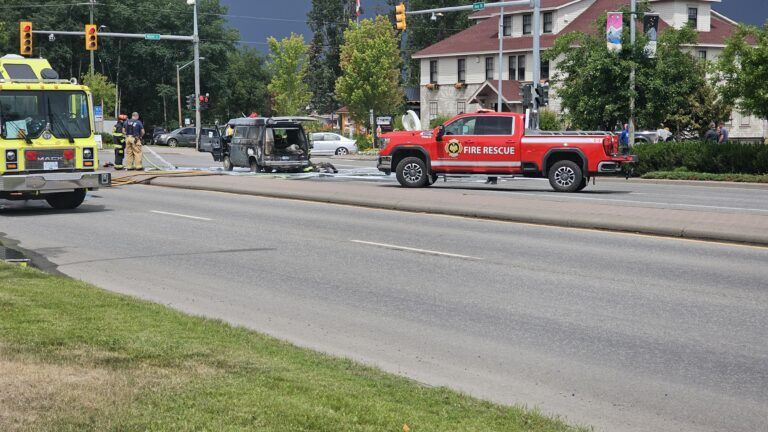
top-left (267, 33), bottom-right (311, 116)
top-left (214, 47), bottom-right (270, 121)
top-left (386, 0), bottom-right (474, 85)
top-left (716, 24), bottom-right (768, 122)
top-left (546, 7), bottom-right (714, 134)
top-left (82, 72), bottom-right (117, 117)
top-left (0, 0), bottom-right (238, 126)
top-left (336, 16), bottom-right (404, 129)
top-left (539, 110), bottom-right (562, 131)
top-left (307, 0), bottom-right (357, 113)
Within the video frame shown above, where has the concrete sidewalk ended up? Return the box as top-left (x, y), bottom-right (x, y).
top-left (145, 175), bottom-right (768, 246)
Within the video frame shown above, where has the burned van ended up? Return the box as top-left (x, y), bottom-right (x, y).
top-left (200, 117), bottom-right (310, 172)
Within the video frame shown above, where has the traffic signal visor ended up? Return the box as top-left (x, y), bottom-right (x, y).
top-left (19, 21), bottom-right (33, 57)
top-left (395, 4), bottom-right (407, 30)
top-left (85, 24), bottom-right (98, 51)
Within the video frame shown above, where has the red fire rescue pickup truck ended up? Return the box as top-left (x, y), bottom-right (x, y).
top-left (377, 111), bottom-right (636, 192)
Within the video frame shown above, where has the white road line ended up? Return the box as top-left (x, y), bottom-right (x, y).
top-left (150, 210), bottom-right (213, 221)
top-left (350, 240), bottom-right (482, 260)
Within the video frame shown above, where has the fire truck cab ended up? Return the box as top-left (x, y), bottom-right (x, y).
top-left (0, 54), bottom-right (111, 209)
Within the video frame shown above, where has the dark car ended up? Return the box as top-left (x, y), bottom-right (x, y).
top-left (156, 126), bottom-right (216, 147)
top-left (143, 127), bottom-right (167, 145)
top-left (198, 117), bottom-right (310, 172)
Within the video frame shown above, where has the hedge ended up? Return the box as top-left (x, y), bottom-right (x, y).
top-left (631, 141), bottom-right (768, 175)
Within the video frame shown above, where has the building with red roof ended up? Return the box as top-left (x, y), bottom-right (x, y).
top-left (413, 0), bottom-right (764, 138)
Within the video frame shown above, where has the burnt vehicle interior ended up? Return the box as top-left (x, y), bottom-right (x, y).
top-left (265, 125), bottom-right (308, 157)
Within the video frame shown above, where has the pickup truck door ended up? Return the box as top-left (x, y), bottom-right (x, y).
top-left (437, 115), bottom-right (520, 173)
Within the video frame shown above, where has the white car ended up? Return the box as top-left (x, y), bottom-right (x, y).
top-left (310, 133), bottom-right (358, 156)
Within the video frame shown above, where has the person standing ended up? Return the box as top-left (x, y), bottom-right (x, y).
top-left (124, 112), bottom-right (145, 170)
top-left (704, 122), bottom-right (718, 143)
top-left (112, 113), bottom-right (128, 169)
top-left (718, 122), bottom-right (729, 144)
top-left (619, 123), bottom-right (630, 154)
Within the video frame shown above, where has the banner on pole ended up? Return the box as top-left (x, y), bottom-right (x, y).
top-left (644, 14), bottom-right (659, 58)
top-left (606, 12), bottom-right (623, 52)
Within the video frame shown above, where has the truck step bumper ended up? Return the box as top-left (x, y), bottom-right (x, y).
top-left (0, 171), bottom-right (112, 193)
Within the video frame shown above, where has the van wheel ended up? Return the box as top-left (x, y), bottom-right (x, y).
top-left (223, 156), bottom-right (234, 171)
top-left (249, 159), bottom-right (262, 173)
top-left (548, 160), bottom-right (583, 192)
top-left (395, 157), bottom-right (429, 188)
top-left (45, 189), bottom-right (86, 210)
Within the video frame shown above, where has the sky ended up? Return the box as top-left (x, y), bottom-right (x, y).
top-left (221, 0), bottom-right (767, 51)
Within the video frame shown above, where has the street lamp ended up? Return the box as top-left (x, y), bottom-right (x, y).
top-left (176, 57), bottom-right (205, 128)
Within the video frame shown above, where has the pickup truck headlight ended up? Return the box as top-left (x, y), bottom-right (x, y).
top-left (5, 149), bottom-right (17, 162)
top-left (83, 148), bottom-right (94, 160)
top-left (379, 138), bottom-right (390, 147)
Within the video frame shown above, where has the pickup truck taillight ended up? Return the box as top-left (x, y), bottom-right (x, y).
top-left (603, 136), bottom-right (618, 156)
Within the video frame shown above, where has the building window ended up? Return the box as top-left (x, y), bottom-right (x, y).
top-left (508, 55), bottom-right (516, 80)
top-left (457, 101), bottom-right (466, 114)
top-left (457, 58), bottom-right (466, 82)
top-left (429, 60), bottom-right (438, 84)
top-left (523, 14), bottom-right (532, 35)
top-left (698, 50), bottom-right (707, 61)
top-left (485, 57), bottom-right (494, 81)
top-left (518, 55), bottom-right (526, 81)
top-left (429, 101), bottom-right (438, 121)
top-left (543, 12), bottom-right (553, 33)
top-left (503, 15), bottom-right (512, 37)
top-left (740, 113), bottom-right (751, 126)
top-left (688, 7), bottom-right (698, 28)
top-left (541, 59), bottom-right (550, 80)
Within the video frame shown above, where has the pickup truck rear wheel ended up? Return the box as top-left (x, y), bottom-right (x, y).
top-left (395, 157), bottom-right (429, 188)
top-left (548, 160), bottom-right (583, 192)
top-left (45, 189), bottom-right (86, 210)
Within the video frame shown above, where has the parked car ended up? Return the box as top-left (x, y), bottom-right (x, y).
top-left (309, 132), bottom-right (358, 156)
top-left (156, 127), bottom-right (217, 147)
top-left (143, 127), bottom-right (167, 145)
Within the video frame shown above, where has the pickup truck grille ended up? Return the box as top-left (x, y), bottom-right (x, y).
top-left (24, 149), bottom-right (75, 171)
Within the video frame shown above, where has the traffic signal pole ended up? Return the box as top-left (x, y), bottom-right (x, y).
top-left (629, 0), bottom-right (636, 151)
top-left (192, 0), bottom-right (202, 150)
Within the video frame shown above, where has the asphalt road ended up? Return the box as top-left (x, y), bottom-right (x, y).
top-left (2, 185), bottom-right (766, 432)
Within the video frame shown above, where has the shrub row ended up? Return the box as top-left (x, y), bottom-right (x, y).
top-left (632, 141), bottom-right (768, 175)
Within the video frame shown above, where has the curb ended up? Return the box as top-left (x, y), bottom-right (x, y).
top-left (147, 177), bottom-right (768, 247)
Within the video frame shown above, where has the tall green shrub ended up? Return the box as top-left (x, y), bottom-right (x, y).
top-left (632, 141), bottom-right (768, 175)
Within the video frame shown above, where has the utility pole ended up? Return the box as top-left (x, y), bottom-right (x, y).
top-left (497, 6), bottom-right (504, 112)
top-left (629, 0), bottom-right (636, 152)
top-left (531, 0), bottom-right (541, 129)
top-left (177, 65), bottom-right (182, 128)
top-left (192, 0), bottom-right (202, 149)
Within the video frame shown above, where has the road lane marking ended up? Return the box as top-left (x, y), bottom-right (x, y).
top-left (150, 210), bottom-right (212, 221)
top-left (350, 240), bottom-right (482, 260)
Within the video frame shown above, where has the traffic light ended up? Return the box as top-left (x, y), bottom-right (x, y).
top-left (535, 83), bottom-right (550, 107)
top-left (520, 83), bottom-right (532, 108)
top-left (85, 24), bottom-right (98, 51)
top-left (395, 3), bottom-right (407, 31)
top-left (198, 93), bottom-right (210, 110)
top-left (19, 21), bottom-right (33, 57)
top-left (186, 94), bottom-right (195, 110)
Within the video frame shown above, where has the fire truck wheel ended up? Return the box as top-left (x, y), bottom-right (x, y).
top-left (396, 157), bottom-right (429, 188)
top-left (548, 160), bottom-right (583, 192)
top-left (223, 156), bottom-right (234, 171)
top-left (45, 189), bottom-right (86, 210)
top-left (575, 178), bottom-right (588, 192)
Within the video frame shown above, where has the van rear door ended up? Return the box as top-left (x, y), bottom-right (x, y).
top-left (198, 127), bottom-right (223, 161)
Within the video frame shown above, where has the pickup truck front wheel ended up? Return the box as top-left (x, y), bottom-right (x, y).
top-left (548, 160), bottom-right (583, 193)
top-left (395, 157), bottom-right (429, 188)
top-left (45, 189), bottom-right (86, 210)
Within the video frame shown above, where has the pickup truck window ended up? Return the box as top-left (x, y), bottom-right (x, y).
top-left (444, 117), bottom-right (477, 136)
top-left (475, 116), bottom-right (514, 135)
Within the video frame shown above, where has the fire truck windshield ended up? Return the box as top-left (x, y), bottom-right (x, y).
top-left (0, 90), bottom-right (91, 140)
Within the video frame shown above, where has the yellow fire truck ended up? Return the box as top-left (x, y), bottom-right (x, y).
top-left (0, 54), bottom-right (111, 209)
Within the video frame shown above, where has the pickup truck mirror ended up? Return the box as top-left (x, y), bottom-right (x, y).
top-left (435, 125), bottom-right (445, 142)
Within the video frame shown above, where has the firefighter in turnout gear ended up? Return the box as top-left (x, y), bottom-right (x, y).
top-left (124, 112), bottom-right (145, 170)
top-left (113, 114), bottom-right (127, 169)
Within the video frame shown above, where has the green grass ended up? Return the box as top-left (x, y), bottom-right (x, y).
top-left (641, 171), bottom-right (768, 183)
top-left (0, 263), bottom-right (585, 432)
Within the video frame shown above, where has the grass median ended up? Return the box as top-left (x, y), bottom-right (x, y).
top-left (0, 263), bottom-right (585, 432)
top-left (641, 171), bottom-right (768, 183)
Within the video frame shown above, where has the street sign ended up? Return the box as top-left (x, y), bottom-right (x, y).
top-left (93, 105), bottom-right (103, 121)
top-left (472, 2), bottom-right (485, 11)
top-left (144, 33), bottom-right (161, 41)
